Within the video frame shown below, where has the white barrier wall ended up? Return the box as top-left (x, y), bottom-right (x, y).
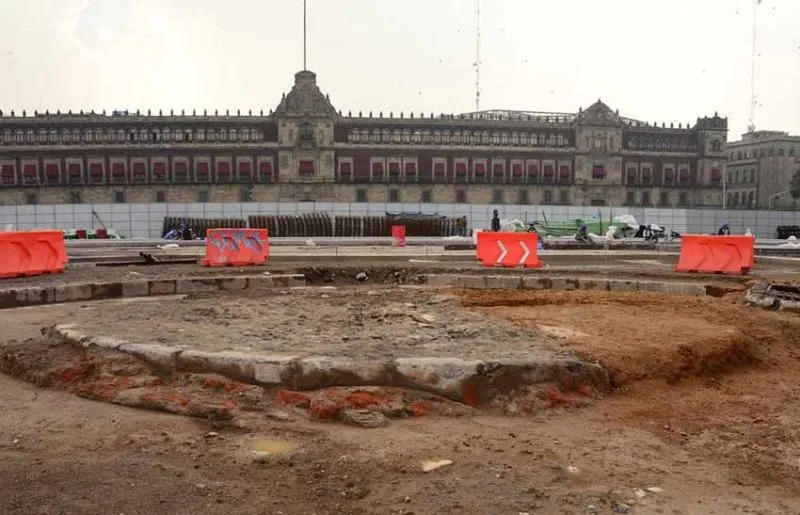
top-left (1, 202), bottom-right (799, 239)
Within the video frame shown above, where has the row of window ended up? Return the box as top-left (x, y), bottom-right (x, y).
top-left (628, 137), bottom-right (698, 153)
top-left (0, 127), bottom-right (266, 145)
top-left (338, 157), bottom-right (576, 184)
top-left (624, 163), bottom-right (695, 186)
top-left (728, 168), bottom-right (757, 185)
top-left (731, 146), bottom-right (797, 161)
top-left (347, 129), bottom-right (572, 147)
top-left (0, 157), bottom-right (275, 186)
top-left (727, 191), bottom-right (757, 208)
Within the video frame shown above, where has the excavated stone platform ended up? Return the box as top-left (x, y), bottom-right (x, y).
top-left (49, 323), bottom-right (609, 407)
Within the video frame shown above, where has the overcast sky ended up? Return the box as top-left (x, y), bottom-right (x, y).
top-left (0, 0), bottom-right (797, 140)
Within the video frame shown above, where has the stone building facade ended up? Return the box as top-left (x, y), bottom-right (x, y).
top-left (0, 70), bottom-right (727, 207)
top-left (725, 131), bottom-right (800, 209)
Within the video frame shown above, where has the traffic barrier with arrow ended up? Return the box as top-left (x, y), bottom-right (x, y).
top-left (476, 231), bottom-right (543, 269)
top-left (675, 234), bottom-right (754, 275)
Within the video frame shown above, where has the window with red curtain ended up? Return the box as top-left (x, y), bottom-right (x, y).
top-left (111, 163), bottom-right (125, 178)
top-left (679, 169), bottom-right (690, 184)
top-left (196, 162), bottom-right (210, 180)
top-left (174, 162), bottom-right (188, 180)
top-left (433, 162), bottom-right (445, 176)
top-left (153, 162), bottom-right (166, 176)
top-left (46, 164), bottom-right (59, 179)
top-left (371, 162), bottom-right (383, 176)
top-left (710, 168), bottom-right (721, 182)
top-left (527, 164), bottom-right (539, 178)
top-left (389, 162), bottom-right (401, 176)
top-left (512, 163), bottom-right (523, 176)
top-left (404, 162), bottom-right (416, 176)
top-left (664, 169), bottom-right (674, 183)
top-left (559, 165), bottom-right (571, 180)
top-left (133, 163), bottom-right (146, 176)
top-left (455, 162), bottom-right (467, 175)
top-left (259, 161), bottom-right (273, 180)
top-left (23, 164), bottom-right (37, 177)
top-left (474, 163), bottom-right (486, 176)
top-left (89, 163), bottom-right (103, 179)
top-left (68, 164), bottom-right (81, 177)
top-left (493, 163), bottom-right (504, 177)
top-left (338, 162), bottom-right (351, 176)
top-left (217, 162), bottom-right (231, 177)
top-left (298, 161), bottom-right (314, 173)
top-left (238, 162), bottom-right (252, 178)
top-left (626, 168), bottom-right (637, 183)
top-left (591, 165), bottom-right (606, 179)
top-left (641, 168), bottom-right (652, 184)
top-left (543, 165), bottom-right (554, 178)
top-left (1, 164), bottom-right (14, 183)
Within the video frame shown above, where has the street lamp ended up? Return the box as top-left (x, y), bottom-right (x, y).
top-left (768, 188), bottom-right (800, 210)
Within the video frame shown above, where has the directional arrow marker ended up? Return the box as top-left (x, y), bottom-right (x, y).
top-left (496, 240), bottom-right (507, 265)
top-left (519, 241), bottom-right (530, 265)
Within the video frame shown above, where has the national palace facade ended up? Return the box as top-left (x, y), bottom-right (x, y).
top-left (0, 70), bottom-right (728, 207)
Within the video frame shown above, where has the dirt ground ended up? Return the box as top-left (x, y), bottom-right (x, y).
top-left (2, 284), bottom-right (800, 513)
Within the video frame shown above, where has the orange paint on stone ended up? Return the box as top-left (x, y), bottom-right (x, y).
top-left (576, 384), bottom-right (593, 397)
top-left (408, 401), bottom-right (430, 417)
top-left (275, 389), bottom-right (311, 409)
top-left (546, 387), bottom-right (579, 407)
top-left (309, 400), bottom-right (340, 421)
top-left (460, 381), bottom-right (479, 407)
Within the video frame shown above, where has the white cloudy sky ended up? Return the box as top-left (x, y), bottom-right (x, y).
top-left (0, 0), bottom-right (797, 139)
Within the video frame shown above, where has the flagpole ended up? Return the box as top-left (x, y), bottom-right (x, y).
top-left (303, 0), bottom-right (307, 70)
top-left (748, 0), bottom-right (759, 132)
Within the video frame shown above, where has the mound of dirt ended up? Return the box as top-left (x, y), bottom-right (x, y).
top-left (458, 289), bottom-right (800, 387)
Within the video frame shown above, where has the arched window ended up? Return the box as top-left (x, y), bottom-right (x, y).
top-left (139, 129), bottom-right (148, 141)
top-left (433, 131), bottom-right (441, 144)
top-left (491, 132), bottom-right (500, 145)
top-left (538, 133), bottom-right (546, 146)
top-left (48, 130), bottom-right (58, 143)
top-left (382, 129), bottom-right (390, 142)
top-left (61, 129), bottom-right (70, 143)
top-left (412, 130), bottom-right (421, 143)
top-left (162, 128), bottom-right (171, 141)
top-left (174, 130), bottom-right (183, 142)
top-left (116, 129), bottom-right (125, 142)
top-left (511, 132), bottom-right (519, 145)
top-left (26, 130), bottom-right (37, 143)
top-left (453, 131), bottom-right (461, 144)
top-left (403, 129), bottom-right (411, 143)
top-left (500, 132), bottom-right (508, 145)
top-left (218, 129), bottom-right (226, 141)
top-left (3, 130), bottom-right (11, 143)
top-left (185, 130), bottom-right (192, 142)
top-left (712, 140), bottom-right (721, 152)
top-left (442, 130), bottom-right (450, 144)
top-left (393, 130), bottom-right (401, 143)
top-left (197, 129), bottom-right (205, 142)
top-left (360, 129), bottom-right (369, 142)
top-left (38, 130), bottom-right (47, 143)
top-left (228, 129), bottom-right (236, 141)
top-left (481, 131), bottom-right (490, 144)
top-left (95, 128), bottom-right (104, 142)
top-left (520, 132), bottom-right (527, 145)
top-left (16, 130), bottom-right (24, 143)
top-left (422, 130), bottom-right (431, 144)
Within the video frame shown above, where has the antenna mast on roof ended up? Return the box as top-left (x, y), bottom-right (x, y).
top-left (474, 0), bottom-right (481, 111)
top-left (747, 0), bottom-right (760, 133)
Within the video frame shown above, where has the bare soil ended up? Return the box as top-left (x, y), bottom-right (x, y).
top-left (2, 285), bottom-right (800, 513)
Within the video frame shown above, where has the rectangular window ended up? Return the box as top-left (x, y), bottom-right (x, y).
top-left (217, 161), bottom-right (232, 181)
top-left (558, 165), bottom-right (571, 182)
top-left (678, 169), bottom-right (690, 185)
top-left (517, 190), bottom-right (529, 205)
top-left (26, 193), bottom-right (37, 205)
top-left (174, 162), bottom-right (188, 182)
top-left (678, 192), bottom-right (688, 205)
top-left (663, 168), bottom-right (674, 185)
top-left (626, 167), bottom-right (637, 184)
top-left (710, 168), bottom-right (722, 184)
top-left (132, 162), bottom-right (147, 182)
top-left (641, 167), bottom-right (652, 185)
top-left (455, 189), bottom-right (467, 203)
top-left (543, 190), bottom-right (553, 204)
top-left (492, 189), bottom-right (504, 204)
top-left (590, 199), bottom-right (606, 207)
top-left (404, 162), bottom-right (417, 181)
top-left (474, 163), bottom-right (486, 179)
top-left (153, 162), bottom-right (167, 182)
top-left (433, 162), bottom-right (446, 180)
top-left (196, 162), bottom-right (210, 182)
top-left (512, 163), bottom-right (523, 176)
top-left (527, 164), bottom-right (539, 180)
top-left (455, 162), bottom-right (468, 176)
top-left (592, 165), bottom-right (606, 179)
top-left (238, 162), bottom-right (252, 182)
top-left (45, 164), bottom-right (59, 182)
top-left (388, 162), bottom-right (401, 180)
top-left (543, 165), bottom-right (554, 181)
top-left (260, 161), bottom-right (274, 182)
top-left (421, 189), bottom-right (432, 203)
top-left (114, 191), bottom-right (126, 203)
top-left (198, 190), bottom-right (209, 203)
top-left (155, 191), bottom-right (166, 203)
top-left (89, 163), bottom-right (103, 183)
top-left (625, 191), bottom-right (635, 205)
top-left (492, 163), bottom-right (504, 180)
top-left (659, 191), bottom-right (669, 206)
top-left (388, 188), bottom-right (399, 202)
top-left (298, 160), bottom-right (314, 175)
top-left (641, 191), bottom-right (651, 206)
top-left (240, 188), bottom-right (253, 202)
top-left (69, 191), bottom-right (81, 204)
top-left (111, 163), bottom-right (125, 181)
top-left (356, 189), bottom-right (368, 202)
top-left (559, 190), bottom-right (569, 205)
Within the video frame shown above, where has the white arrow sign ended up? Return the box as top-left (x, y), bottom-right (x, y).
top-left (519, 241), bottom-right (530, 265)
top-left (496, 240), bottom-right (507, 264)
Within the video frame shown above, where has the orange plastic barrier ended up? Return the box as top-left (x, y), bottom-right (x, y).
top-left (476, 231), bottom-right (543, 268)
top-left (675, 234), bottom-right (754, 275)
top-left (0, 230), bottom-right (68, 279)
top-left (391, 225), bottom-right (406, 248)
top-left (200, 228), bottom-right (269, 267)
